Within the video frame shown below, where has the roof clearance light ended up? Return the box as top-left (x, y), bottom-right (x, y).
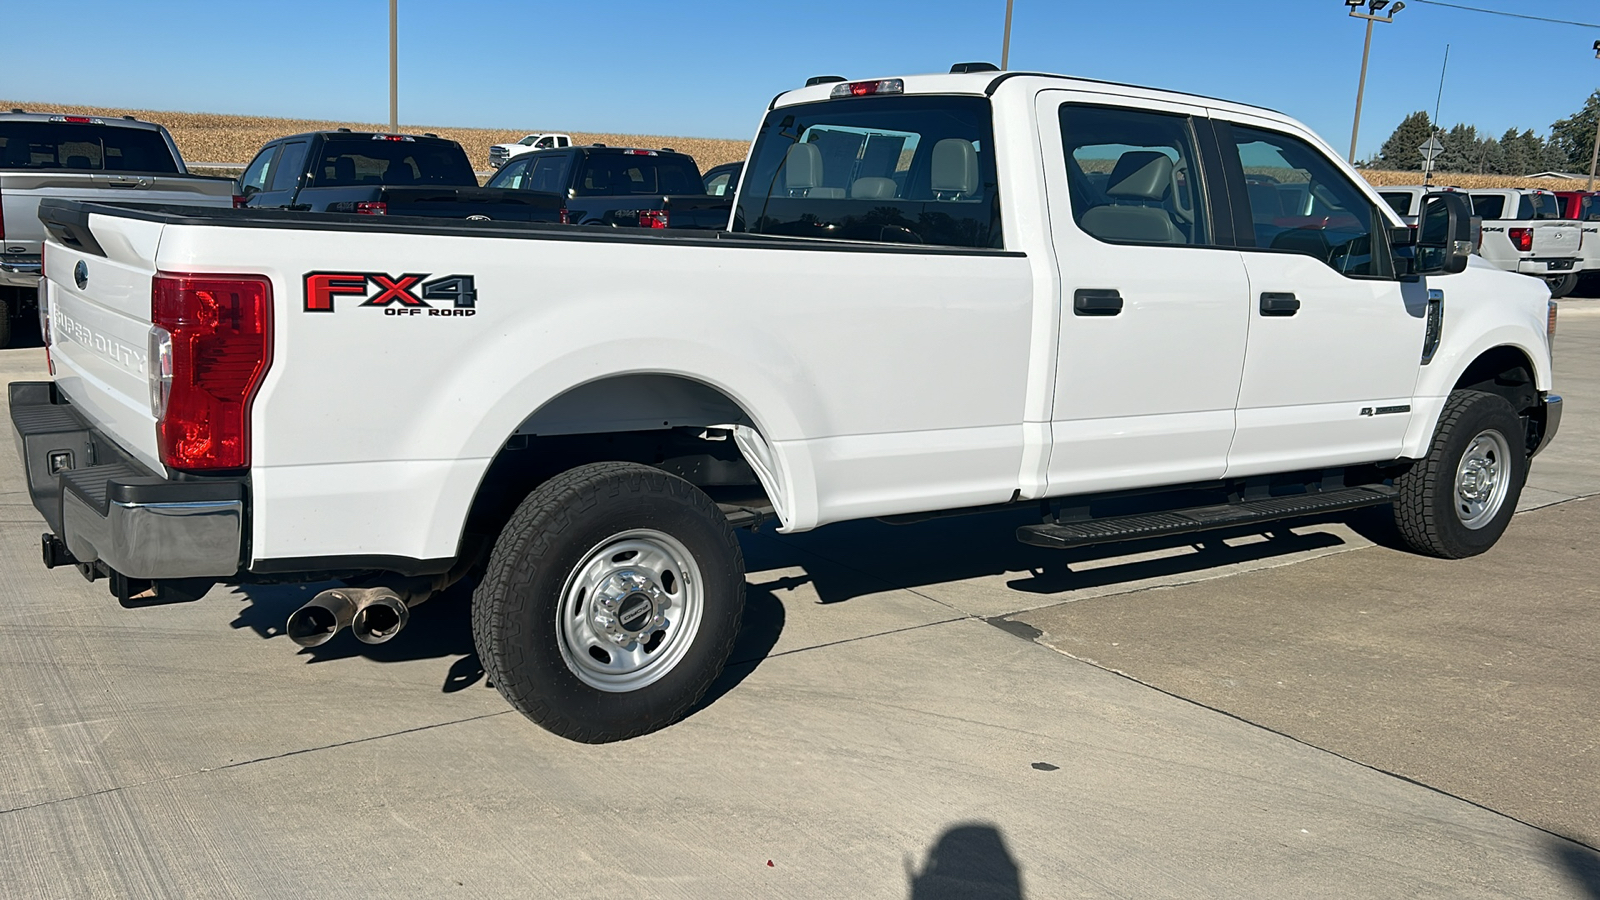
top-left (831, 78), bottom-right (905, 98)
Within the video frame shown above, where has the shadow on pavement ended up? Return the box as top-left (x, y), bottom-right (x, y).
top-left (1554, 837), bottom-right (1600, 900)
top-left (746, 506), bottom-right (1358, 604)
top-left (684, 572), bottom-right (787, 718)
top-left (228, 577), bottom-right (485, 693)
top-left (907, 822), bottom-right (1025, 899)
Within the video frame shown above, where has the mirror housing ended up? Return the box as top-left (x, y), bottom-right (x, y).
top-left (1406, 191), bottom-right (1474, 277)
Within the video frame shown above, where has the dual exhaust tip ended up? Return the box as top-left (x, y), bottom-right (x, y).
top-left (285, 587), bottom-right (411, 648)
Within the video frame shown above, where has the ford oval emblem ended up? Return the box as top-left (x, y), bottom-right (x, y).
top-left (466, 215), bottom-right (490, 221)
top-left (73, 260), bottom-right (88, 290)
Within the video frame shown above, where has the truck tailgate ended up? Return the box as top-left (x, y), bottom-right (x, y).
top-left (1532, 221), bottom-right (1581, 256)
top-left (3, 173), bottom-right (233, 247)
top-left (40, 207), bottom-right (165, 471)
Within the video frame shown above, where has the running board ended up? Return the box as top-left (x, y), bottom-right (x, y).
top-left (1016, 484), bottom-right (1397, 550)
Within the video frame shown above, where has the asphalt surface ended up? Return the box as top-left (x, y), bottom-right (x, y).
top-left (0, 306), bottom-right (1597, 898)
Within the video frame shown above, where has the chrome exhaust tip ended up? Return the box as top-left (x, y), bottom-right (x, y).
top-left (285, 589), bottom-right (359, 648)
top-left (350, 590), bottom-right (410, 645)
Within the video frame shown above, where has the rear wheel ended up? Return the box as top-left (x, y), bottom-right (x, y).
top-left (472, 462), bottom-right (745, 742)
top-left (1394, 390), bottom-right (1527, 558)
top-left (1544, 274), bottom-right (1578, 299)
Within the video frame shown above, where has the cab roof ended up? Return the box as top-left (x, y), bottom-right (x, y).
top-left (770, 70), bottom-right (1305, 130)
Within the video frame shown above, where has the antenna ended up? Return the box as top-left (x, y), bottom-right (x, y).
top-left (1425, 43), bottom-right (1449, 186)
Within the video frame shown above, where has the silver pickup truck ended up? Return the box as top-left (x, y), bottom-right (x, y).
top-left (0, 110), bottom-right (236, 346)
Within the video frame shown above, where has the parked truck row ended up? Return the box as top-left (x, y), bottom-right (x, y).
top-left (12, 66), bottom-right (1565, 745)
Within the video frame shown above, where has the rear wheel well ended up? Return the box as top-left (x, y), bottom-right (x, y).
top-left (461, 376), bottom-right (772, 546)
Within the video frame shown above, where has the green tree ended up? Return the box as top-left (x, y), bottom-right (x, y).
top-left (1549, 89), bottom-right (1600, 173)
top-left (1378, 111), bottom-right (1433, 170)
top-left (1500, 127), bottom-right (1532, 175)
top-left (1437, 123), bottom-right (1481, 173)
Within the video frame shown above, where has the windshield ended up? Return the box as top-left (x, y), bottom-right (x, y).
top-left (0, 121), bottom-right (179, 173)
top-left (733, 95), bottom-right (1002, 248)
top-left (313, 138), bottom-right (476, 187)
top-left (1378, 192), bottom-right (1414, 216)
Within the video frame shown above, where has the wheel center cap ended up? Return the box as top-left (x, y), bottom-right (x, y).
top-left (590, 570), bottom-right (668, 645)
top-left (616, 592), bottom-right (654, 632)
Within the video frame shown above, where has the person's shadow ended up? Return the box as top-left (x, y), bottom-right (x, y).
top-left (908, 823), bottom-right (1024, 899)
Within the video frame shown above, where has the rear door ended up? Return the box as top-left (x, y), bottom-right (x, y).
top-left (1211, 113), bottom-right (1426, 475)
top-left (1039, 91), bottom-right (1251, 495)
top-left (250, 139), bottom-right (309, 208)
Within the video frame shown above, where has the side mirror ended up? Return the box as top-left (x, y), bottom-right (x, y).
top-left (1413, 192), bottom-right (1474, 276)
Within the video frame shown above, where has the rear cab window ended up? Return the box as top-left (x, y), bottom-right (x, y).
top-left (733, 95), bottom-right (1002, 248)
top-left (575, 152), bottom-right (701, 195)
top-left (1378, 191), bottom-right (1414, 216)
top-left (312, 137), bottom-right (476, 187)
top-left (1522, 193), bottom-right (1565, 220)
top-left (0, 121), bottom-right (179, 173)
top-left (1470, 194), bottom-right (1506, 219)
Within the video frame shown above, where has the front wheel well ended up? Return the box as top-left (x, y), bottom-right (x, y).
top-left (1452, 346), bottom-right (1537, 415)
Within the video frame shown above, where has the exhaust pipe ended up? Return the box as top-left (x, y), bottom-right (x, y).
top-left (349, 588), bottom-right (410, 645)
top-left (285, 589), bottom-right (360, 648)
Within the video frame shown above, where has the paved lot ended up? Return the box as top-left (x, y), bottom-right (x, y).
top-left (0, 309), bottom-right (1597, 898)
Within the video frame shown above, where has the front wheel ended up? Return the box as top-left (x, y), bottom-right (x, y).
top-left (1394, 390), bottom-right (1527, 558)
top-left (472, 462), bottom-right (745, 742)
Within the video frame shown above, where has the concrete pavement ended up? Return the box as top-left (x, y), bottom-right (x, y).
top-left (0, 314), bottom-right (1597, 898)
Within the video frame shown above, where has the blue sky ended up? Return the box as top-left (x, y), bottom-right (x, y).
top-left (3, 0), bottom-right (1597, 160)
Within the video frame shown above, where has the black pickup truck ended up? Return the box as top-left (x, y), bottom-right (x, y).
top-left (237, 130), bottom-right (564, 222)
top-left (484, 145), bottom-right (732, 229)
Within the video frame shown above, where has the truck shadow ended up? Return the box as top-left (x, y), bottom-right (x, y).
top-left (742, 506), bottom-right (1361, 605)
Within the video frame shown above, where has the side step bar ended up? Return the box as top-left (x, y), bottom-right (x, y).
top-left (1016, 484), bottom-right (1397, 550)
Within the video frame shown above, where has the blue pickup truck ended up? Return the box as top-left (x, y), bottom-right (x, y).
top-left (485, 145), bottom-right (733, 230)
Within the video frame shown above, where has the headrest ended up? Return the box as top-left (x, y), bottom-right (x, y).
top-left (65, 155), bottom-right (92, 169)
top-left (850, 176), bottom-right (897, 199)
top-left (931, 139), bottom-right (978, 195)
top-left (785, 143), bottom-right (824, 190)
top-left (1106, 151), bottom-right (1173, 201)
top-left (333, 157), bottom-right (357, 182)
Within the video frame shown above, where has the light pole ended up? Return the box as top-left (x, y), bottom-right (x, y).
top-left (1346, 0), bottom-right (1405, 164)
top-left (1001, 0), bottom-right (1014, 70)
top-left (1588, 39), bottom-right (1599, 191)
top-left (389, 0), bottom-right (398, 132)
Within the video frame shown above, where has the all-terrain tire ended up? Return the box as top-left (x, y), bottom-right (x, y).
top-left (1394, 390), bottom-right (1527, 559)
top-left (1545, 274), bottom-right (1579, 300)
top-left (471, 462), bottom-right (744, 742)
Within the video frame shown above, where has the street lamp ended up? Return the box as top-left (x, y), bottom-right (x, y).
top-left (1346, 0), bottom-right (1405, 164)
top-left (389, 0), bottom-right (398, 132)
top-left (1588, 39), bottom-right (1599, 191)
top-left (1001, 0), bottom-right (1014, 70)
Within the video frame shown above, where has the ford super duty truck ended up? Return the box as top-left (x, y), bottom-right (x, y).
top-left (0, 110), bottom-right (236, 346)
top-left (15, 68), bottom-right (1562, 743)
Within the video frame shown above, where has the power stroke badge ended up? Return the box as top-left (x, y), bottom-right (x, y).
top-left (303, 272), bottom-right (477, 316)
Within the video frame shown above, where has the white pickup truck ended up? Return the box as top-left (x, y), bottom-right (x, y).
top-left (16, 69), bottom-right (1562, 743)
top-left (0, 111), bottom-right (236, 346)
top-left (486, 132), bottom-right (572, 170)
top-left (1467, 188), bottom-right (1583, 298)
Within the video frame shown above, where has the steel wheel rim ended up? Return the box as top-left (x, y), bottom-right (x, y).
top-left (556, 529), bottom-right (704, 693)
top-left (1453, 429), bottom-right (1512, 530)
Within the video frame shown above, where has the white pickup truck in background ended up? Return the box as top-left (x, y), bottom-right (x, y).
top-left (17, 69), bottom-right (1561, 743)
top-left (1468, 188), bottom-right (1583, 297)
top-left (0, 110), bottom-right (236, 346)
top-left (487, 132), bottom-right (572, 169)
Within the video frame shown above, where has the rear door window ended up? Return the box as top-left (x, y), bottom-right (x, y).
top-left (528, 155), bottom-right (571, 193)
top-left (1061, 104), bottom-right (1210, 246)
top-left (269, 141), bottom-right (308, 191)
top-left (733, 95), bottom-right (1002, 248)
top-left (0, 121), bottom-right (179, 173)
top-left (313, 138), bottom-right (475, 187)
top-left (575, 153), bottom-right (701, 195)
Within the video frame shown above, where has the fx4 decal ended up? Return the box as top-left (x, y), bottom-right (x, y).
top-left (304, 272), bottom-right (478, 316)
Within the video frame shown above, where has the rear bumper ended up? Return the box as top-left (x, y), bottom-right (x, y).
top-left (9, 382), bottom-right (245, 579)
top-left (0, 253), bottom-right (42, 288)
top-left (1516, 258), bottom-right (1578, 275)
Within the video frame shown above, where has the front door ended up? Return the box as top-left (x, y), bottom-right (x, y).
top-left (1211, 114), bottom-right (1426, 475)
top-left (1039, 92), bottom-right (1251, 496)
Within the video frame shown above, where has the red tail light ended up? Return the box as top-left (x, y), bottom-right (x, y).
top-left (559, 207), bottom-right (570, 225)
top-left (354, 201), bottom-right (387, 215)
top-left (1509, 227), bottom-right (1533, 252)
top-left (638, 209), bottom-right (669, 229)
top-left (150, 273), bottom-right (272, 471)
top-left (232, 194), bottom-right (247, 208)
